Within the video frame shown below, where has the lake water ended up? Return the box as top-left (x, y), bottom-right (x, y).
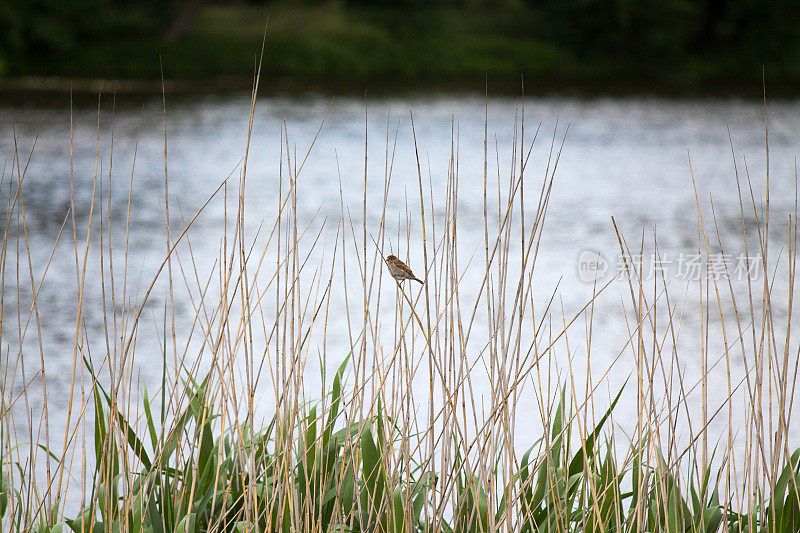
top-left (2, 91), bottom-right (799, 505)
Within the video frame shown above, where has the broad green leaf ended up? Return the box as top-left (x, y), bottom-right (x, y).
top-left (567, 385), bottom-right (625, 479)
top-left (175, 513), bottom-right (196, 533)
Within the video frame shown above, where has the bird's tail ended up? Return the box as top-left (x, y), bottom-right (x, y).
top-left (413, 277), bottom-right (423, 284)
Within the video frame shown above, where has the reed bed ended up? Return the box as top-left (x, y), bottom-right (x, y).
top-left (0, 83), bottom-right (798, 533)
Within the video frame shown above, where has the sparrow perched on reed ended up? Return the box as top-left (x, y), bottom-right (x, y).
top-left (385, 255), bottom-right (423, 284)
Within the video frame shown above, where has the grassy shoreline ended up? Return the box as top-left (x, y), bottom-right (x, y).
top-left (5, 74), bottom-right (800, 100)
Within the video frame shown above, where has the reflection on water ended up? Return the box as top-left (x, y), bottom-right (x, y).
top-left (2, 92), bottom-right (799, 502)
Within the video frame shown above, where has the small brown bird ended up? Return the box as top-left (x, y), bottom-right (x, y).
top-left (385, 255), bottom-right (423, 284)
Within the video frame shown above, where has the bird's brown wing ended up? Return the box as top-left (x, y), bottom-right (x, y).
top-left (395, 260), bottom-right (416, 277)
top-left (399, 261), bottom-right (423, 283)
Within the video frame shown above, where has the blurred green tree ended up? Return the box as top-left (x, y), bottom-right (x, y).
top-left (523, 0), bottom-right (697, 61)
top-left (691, 0), bottom-right (800, 61)
top-left (524, 0), bottom-right (800, 67)
top-left (0, 0), bottom-right (188, 75)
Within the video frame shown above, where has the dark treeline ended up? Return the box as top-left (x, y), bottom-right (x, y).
top-left (349, 0), bottom-right (799, 64)
top-left (1, 0), bottom-right (184, 66)
top-left (1, 0), bottom-right (798, 82)
top-left (528, 0), bottom-right (799, 67)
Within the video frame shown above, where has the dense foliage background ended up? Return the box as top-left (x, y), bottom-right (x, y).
top-left (1, 0), bottom-right (799, 88)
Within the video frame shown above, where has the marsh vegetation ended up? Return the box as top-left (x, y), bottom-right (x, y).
top-left (0, 83), bottom-right (799, 532)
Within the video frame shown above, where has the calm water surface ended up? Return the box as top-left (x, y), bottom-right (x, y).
top-left (2, 92), bottom-right (799, 500)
